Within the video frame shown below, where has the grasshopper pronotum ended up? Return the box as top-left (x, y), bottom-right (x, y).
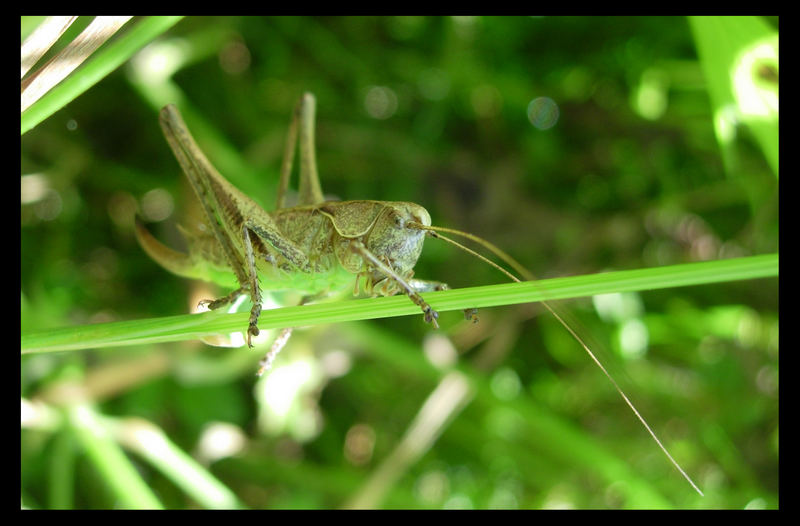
top-left (135, 93), bottom-right (702, 495)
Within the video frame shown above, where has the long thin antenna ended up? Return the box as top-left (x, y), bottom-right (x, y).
top-left (408, 221), bottom-right (704, 497)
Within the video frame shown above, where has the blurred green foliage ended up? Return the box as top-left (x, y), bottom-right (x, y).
top-left (21, 16), bottom-right (777, 509)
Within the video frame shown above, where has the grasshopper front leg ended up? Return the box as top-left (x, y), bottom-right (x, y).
top-left (407, 279), bottom-right (478, 323)
top-left (350, 241), bottom-right (440, 329)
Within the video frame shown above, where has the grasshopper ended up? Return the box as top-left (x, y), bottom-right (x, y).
top-left (136, 94), bottom-right (450, 362)
top-left (135, 93), bottom-right (702, 495)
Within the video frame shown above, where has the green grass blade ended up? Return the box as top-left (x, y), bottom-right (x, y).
top-left (689, 16), bottom-right (779, 177)
top-left (66, 404), bottom-right (163, 509)
top-left (107, 417), bottom-right (245, 509)
top-left (21, 254), bottom-right (777, 354)
top-left (21, 16), bottom-right (184, 135)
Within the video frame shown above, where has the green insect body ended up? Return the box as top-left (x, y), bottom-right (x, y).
top-left (137, 200), bottom-right (433, 297)
top-left (136, 94), bottom-right (445, 350)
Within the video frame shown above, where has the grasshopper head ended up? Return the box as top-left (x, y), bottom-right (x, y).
top-left (365, 202), bottom-right (431, 280)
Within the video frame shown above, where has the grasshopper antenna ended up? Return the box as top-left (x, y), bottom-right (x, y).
top-left (408, 221), bottom-right (704, 497)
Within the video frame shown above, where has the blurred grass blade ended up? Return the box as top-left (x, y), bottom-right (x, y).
top-left (67, 404), bottom-right (164, 509)
top-left (21, 254), bottom-right (778, 354)
top-left (21, 16), bottom-right (183, 135)
top-left (340, 322), bottom-right (676, 507)
top-left (48, 428), bottom-right (78, 508)
top-left (21, 16), bottom-right (132, 112)
top-left (20, 16), bottom-right (78, 78)
top-left (108, 417), bottom-right (245, 509)
top-left (689, 16), bottom-right (779, 177)
top-left (345, 370), bottom-right (473, 509)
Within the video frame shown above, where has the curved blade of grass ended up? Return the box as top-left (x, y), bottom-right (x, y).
top-left (21, 16), bottom-right (78, 78)
top-left (21, 16), bottom-right (183, 135)
top-left (21, 253), bottom-right (778, 354)
top-left (107, 416), bottom-right (245, 509)
top-left (21, 16), bottom-right (133, 112)
top-left (66, 404), bottom-right (163, 509)
top-left (340, 322), bottom-right (675, 507)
